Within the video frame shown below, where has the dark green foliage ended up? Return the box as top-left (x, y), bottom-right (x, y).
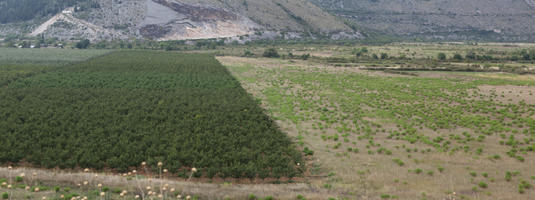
top-left (300, 53), bottom-right (311, 60)
top-left (303, 147), bottom-right (314, 156)
top-left (437, 53), bottom-right (446, 60)
top-left (465, 52), bottom-right (476, 60)
top-left (453, 54), bottom-right (463, 60)
top-left (380, 53), bottom-right (388, 59)
top-left (0, 51), bottom-right (302, 178)
top-left (1, 192), bottom-right (7, 200)
top-left (15, 176), bottom-right (23, 182)
top-left (263, 48), bottom-right (280, 58)
top-left (243, 50), bottom-right (255, 57)
top-left (372, 54), bottom-right (379, 59)
top-left (75, 39), bottom-right (90, 49)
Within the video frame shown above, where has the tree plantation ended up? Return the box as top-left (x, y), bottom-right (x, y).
top-left (0, 51), bottom-right (303, 179)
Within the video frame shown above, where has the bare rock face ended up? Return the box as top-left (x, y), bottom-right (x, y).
top-left (310, 0), bottom-right (535, 41)
top-left (19, 0), bottom-right (355, 41)
top-left (152, 0), bottom-right (238, 21)
top-left (138, 0), bottom-right (256, 40)
top-left (139, 24), bottom-right (172, 39)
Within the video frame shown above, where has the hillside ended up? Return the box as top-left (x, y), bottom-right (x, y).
top-left (310, 0), bottom-right (535, 41)
top-left (0, 0), bottom-right (356, 41)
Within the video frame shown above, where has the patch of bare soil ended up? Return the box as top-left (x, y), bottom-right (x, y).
top-left (478, 85), bottom-right (535, 104)
top-left (0, 167), bottom-right (335, 199)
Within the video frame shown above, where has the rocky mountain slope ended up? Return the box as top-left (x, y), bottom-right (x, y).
top-left (1, 0), bottom-right (356, 41)
top-left (310, 0), bottom-right (535, 41)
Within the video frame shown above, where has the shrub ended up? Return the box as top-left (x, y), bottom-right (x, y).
top-left (380, 53), bottom-right (388, 59)
top-left (470, 172), bottom-right (477, 177)
top-left (478, 182), bottom-right (488, 188)
top-left (506, 172), bottom-right (513, 181)
top-left (437, 53), bottom-right (446, 60)
top-left (465, 52), bottom-right (476, 60)
top-left (392, 159), bottom-right (404, 166)
top-left (243, 50), bottom-right (255, 57)
top-left (264, 196), bottom-right (274, 200)
top-left (453, 54), bottom-right (463, 60)
top-left (372, 54), bottom-right (379, 59)
top-left (15, 176), bottom-right (23, 182)
top-left (75, 39), bottom-right (90, 49)
top-left (247, 194), bottom-right (257, 200)
top-left (438, 166), bottom-right (445, 173)
top-left (381, 194), bottom-right (391, 199)
top-left (303, 147), bottom-right (314, 156)
top-left (263, 48), bottom-right (280, 58)
top-left (1, 192), bottom-right (7, 200)
top-left (300, 53), bottom-right (311, 60)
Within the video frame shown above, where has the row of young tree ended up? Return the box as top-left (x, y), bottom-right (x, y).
top-left (0, 51), bottom-right (303, 178)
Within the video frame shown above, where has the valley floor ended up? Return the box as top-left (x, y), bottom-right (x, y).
top-left (1, 43), bottom-right (535, 199)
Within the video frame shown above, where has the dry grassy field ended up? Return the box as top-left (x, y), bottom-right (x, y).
top-left (218, 53), bottom-right (535, 200)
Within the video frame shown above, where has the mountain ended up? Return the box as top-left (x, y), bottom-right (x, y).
top-left (310, 0), bottom-right (535, 41)
top-left (0, 0), bottom-right (358, 41)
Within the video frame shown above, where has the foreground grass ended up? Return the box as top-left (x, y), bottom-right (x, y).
top-left (220, 56), bottom-right (535, 200)
top-left (0, 167), bottom-right (331, 200)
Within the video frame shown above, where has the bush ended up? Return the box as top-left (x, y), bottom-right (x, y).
top-left (300, 53), bottom-right (310, 60)
top-left (437, 53), bottom-right (446, 60)
top-left (372, 54), bottom-right (379, 59)
top-left (243, 50), bottom-right (255, 57)
top-left (75, 39), bottom-right (90, 49)
top-left (381, 194), bottom-right (391, 199)
top-left (438, 166), bottom-right (444, 173)
top-left (453, 54), bottom-right (463, 60)
top-left (1, 192), bottom-right (7, 200)
top-left (478, 182), bottom-right (488, 188)
top-left (263, 48), bottom-right (280, 58)
top-left (465, 52), bottom-right (476, 60)
top-left (380, 53), bottom-right (388, 59)
top-left (303, 147), bottom-right (314, 156)
top-left (15, 176), bottom-right (23, 182)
